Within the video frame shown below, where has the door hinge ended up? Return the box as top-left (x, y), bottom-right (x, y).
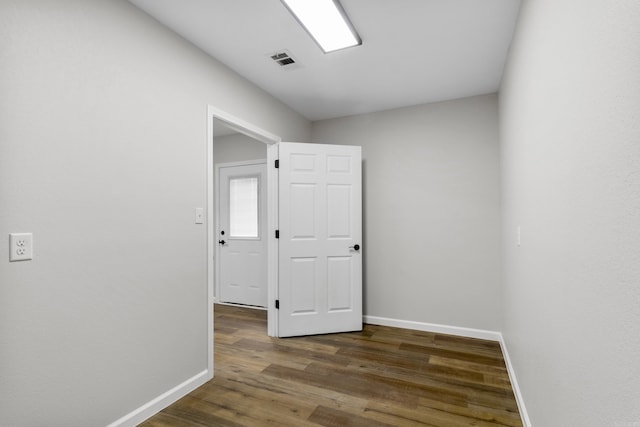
top-left (275, 300), bottom-right (279, 309)
top-left (275, 229), bottom-right (279, 239)
top-left (275, 159), bottom-right (279, 168)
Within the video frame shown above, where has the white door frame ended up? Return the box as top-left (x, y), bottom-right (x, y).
top-left (207, 106), bottom-right (281, 364)
top-left (215, 159), bottom-right (267, 307)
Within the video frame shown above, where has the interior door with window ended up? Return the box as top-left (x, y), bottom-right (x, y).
top-left (278, 142), bottom-right (362, 337)
top-left (218, 161), bottom-right (267, 307)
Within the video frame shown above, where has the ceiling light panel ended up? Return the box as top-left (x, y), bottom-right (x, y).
top-left (281, 0), bottom-right (361, 53)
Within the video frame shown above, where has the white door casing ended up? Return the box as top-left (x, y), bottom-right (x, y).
top-left (278, 142), bottom-right (362, 337)
top-left (217, 161), bottom-right (268, 307)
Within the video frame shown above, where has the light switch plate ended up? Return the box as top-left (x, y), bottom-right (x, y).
top-left (9, 233), bottom-right (33, 261)
top-left (195, 208), bottom-right (204, 224)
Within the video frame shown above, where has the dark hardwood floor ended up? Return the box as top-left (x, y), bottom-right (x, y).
top-left (140, 304), bottom-right (522, 426)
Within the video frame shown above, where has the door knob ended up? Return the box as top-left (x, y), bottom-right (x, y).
top-left (349, 244), bottom-right (360, 251)
top-left (218, 240), bottom-right (226, 245)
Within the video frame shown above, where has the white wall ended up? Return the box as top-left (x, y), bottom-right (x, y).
top-left (312, 95), bottom-right (502, 331)
top-left (213, 132), bottom-right (268, 165)
top-left (0, 1), bottom-right (309, 425)
top-left (500, 0), bottom-right (640, 424)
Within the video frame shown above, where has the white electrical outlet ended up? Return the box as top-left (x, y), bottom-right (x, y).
top-left (9, 233), bottom-right (33, 261)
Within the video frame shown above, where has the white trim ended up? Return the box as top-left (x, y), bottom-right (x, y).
top-left (363, 314), bottom-right (530, 427)
top-left (363, 315), bottom-right (502, 341)
top-left (498, 336), bottom-right (532, 427)
top-left (107, 370), bottom-right (209, 427)
top-left (215, 159), bottom-right (268, 169)
top-left (206, 107), bottom-right (215, 381)
top-left (266, 143), bottom-right (279, 337)
top-left (207, 106), bottom-right (280, 145)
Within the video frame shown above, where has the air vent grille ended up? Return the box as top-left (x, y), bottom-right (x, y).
top-left (269, 50), bottom-right (299, 69)
top-left (277, 57), bottom-right (295, 66)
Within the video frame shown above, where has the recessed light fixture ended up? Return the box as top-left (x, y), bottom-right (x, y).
top-left (281, 0), bottom-right (362, 53)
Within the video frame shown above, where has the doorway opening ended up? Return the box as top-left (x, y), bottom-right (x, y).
top-left (206, 107), bottom-right (281, 378)
top-left (206, 107), bottom-right (363, 373)
top-left (215, 159), bottom-right (268, 308)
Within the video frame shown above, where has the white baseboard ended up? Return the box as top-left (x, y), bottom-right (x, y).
top-left (363, 315), bottom-right (530, 427)
top-left (363, 315), bottom-right (502, 342)
top-left (107, 369), bottom-right (211, 427)
top-left (498, 336), bottom-right (532, 427)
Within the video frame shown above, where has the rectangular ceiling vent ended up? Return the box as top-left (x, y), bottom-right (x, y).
top-left (269, 50), bottom-right (300, 70)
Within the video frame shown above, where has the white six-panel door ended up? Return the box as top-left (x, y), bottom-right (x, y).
top-left (278, 142), bottom-right (362, 337)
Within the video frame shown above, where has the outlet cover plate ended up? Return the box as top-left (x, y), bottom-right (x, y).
top-left (9, 233), bottom-right (33, 261)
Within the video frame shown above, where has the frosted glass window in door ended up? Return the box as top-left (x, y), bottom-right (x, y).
top-left (229, 176), bottom-right (259, 238)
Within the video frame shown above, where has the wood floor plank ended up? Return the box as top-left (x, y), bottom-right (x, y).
top-left (262, 363), bottom-right (420, 408)
top-left (143, 304), bottom-right (523, 426)
top-left (153, 395), bottom-right (247, 427)
top-left (416, 397), bottom-right (522, 427)
top-left (190, 381), bottom-right (317, 426)
top-left (139, 412), bottom-right (206, 427)
top-left (308, 405), bottom-right (395, 427)
top-left (400, 342), bottom-right (506, 367)
top-left (215, 361), bottom-right (372, 414)
top-left (364, 400), bottom-right (510, 427)
top-left (302, 362), bottom-right (470, 408)
top-left (428, 355), bottom-right (509, 376)
top-left (232, 338), bottom-right (352, 368)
